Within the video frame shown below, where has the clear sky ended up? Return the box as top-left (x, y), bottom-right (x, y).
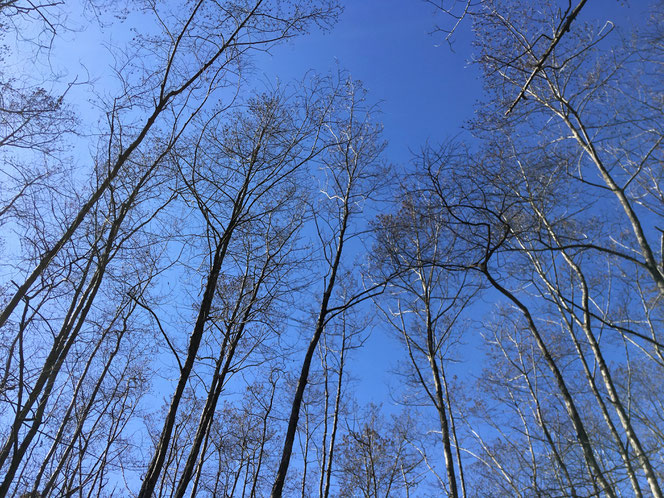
top-left (253, 0), bottom-right (644, 405)
top-left (7, 0), bottom-right (646, 407)
top-left (256, 0), bottom-right (481, 166)
top-left (256, 0), bottom-right (641, 164)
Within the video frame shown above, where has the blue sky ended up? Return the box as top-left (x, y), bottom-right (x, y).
top-left (1, 0), bottom-right (658, 493)
top-left (256, 0), bottom-right (641, 165)
top-left (7, 0), bottom-right (646, 407)
top-left (253, 0), bottom-right (645, 405)
top-left (253, 2), bottom-right (481, 404)
top-left (256, 0), bottom-right (481, 165)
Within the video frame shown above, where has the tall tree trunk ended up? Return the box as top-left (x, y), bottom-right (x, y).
top-left (482, 264), bottom-right (616, 498)
top-left (138, 230), bottom-right (233, 497)
top-left (271, 206), bottom-right (349, 497)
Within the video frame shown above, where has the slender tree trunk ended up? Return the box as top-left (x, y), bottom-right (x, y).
top-left (35, 319), bottom-right (127, 497)
top-left (0, 259), bottom-right (109, 494)
top-left (271, 207), bottom-right (349, 497)
top-left (546, 94), bottom-right (664, 296)
top-left (300, 406), bottom-right (311, 498)
top-left (426, 337), bottom-right (459, 497)
top-left (0, 156), bottom-right (161, 491)
top-left (481, 264), bottom-right (616, 498)
top-left (515, 343), bottom-right (579, 497)
top-left (531, 207), bottom-right (662, 497)
top-left (440, 356), bottom-right (467, 498)
top-left (138, 229), bottom-right (233, 498)
top-left (172, 291), bottom-right (254, 498)
top-left (570, 260), bottom-right (661, 497)
top-left (323, 329), bottom-right (346, 498)
top-left (249, 378), bottom-right (277, 498)
top-left (318, 342), bottom-right (330, 498)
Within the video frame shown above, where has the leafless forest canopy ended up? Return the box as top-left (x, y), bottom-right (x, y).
top-left (1, 0), bottom-right (664, 496)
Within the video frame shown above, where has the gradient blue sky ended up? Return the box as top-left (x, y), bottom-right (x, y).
top-left (258, 0), bottom-right (480, 165)
top-left (24, 0), bottom-right (644, 406)
top-left (257, 0), bottom-right (639, 163)
top-left (255, 0), bottom-right (648, 404)
top-left (256, 2), bottom-right (480, 403)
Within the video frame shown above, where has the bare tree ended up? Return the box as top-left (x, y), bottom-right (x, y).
top-left (0, 0), bottom-right (341, 331)
top-left (0, 144), bottom-right (175, 494)
top-left (371, 191), bottom-right (477, 498)
top-left (317, 294), bottom-right (368, 498)
top-left (407, 1), bottom-right (664, 495)
top-left (138, 80), bottom-right (339, 497)
top-left (336, 403), bottom-right (423, 498)
top-left (271, 78), bottom-right (389, 497)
